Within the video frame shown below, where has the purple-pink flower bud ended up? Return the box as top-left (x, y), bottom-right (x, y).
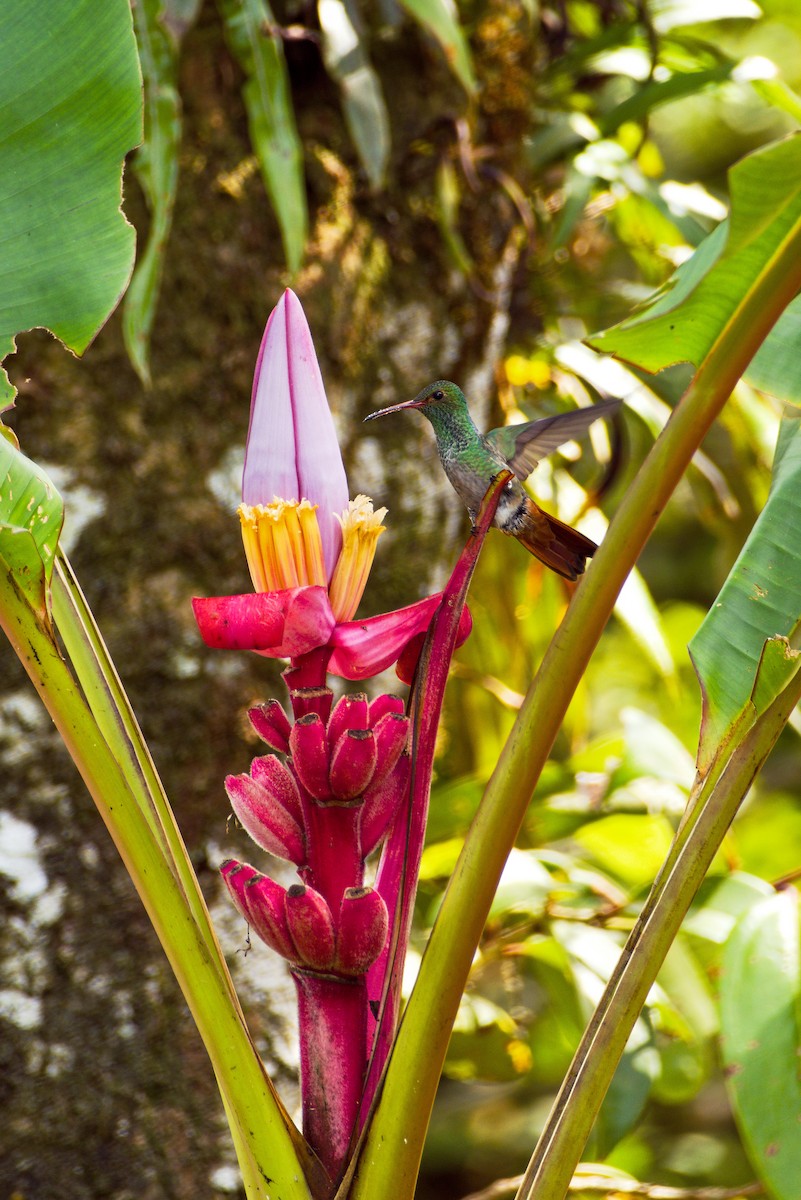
top-left (285, 884), bottom-right (336, 971)
top-left (221, 860), bottom-right (298, 961)
top-left (248, 700), bottom-right (292, 753)
top-left (327, 692), bottom-right (369, 751)
top-left (371, 712), bottom-right (410, 786)
top-left (225, 773), bottom-right (306, 865)
top-left (334, 887), bottom-right (389, 975)
top-left (368, 693), bottom-right (406, 724)
top-left (289, 712), bottom-right (331, 800)
top-left (250, 754), bottom-right (305, 827)
top-left (329, 729), bottom-right (378, 801)
top-left (359, 752), bottom-right (410, 857)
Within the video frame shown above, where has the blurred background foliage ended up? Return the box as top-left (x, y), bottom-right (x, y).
top-left (5, 0), bottom-right (801, 1197)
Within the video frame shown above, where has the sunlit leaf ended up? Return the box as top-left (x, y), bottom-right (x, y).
top-left (0, 0), bottom-right (142, 404)
top-left (619, 708), bottom-right (695, 788)
top-left (554, 923), bottom-right (658, 1153)
top-left (689, 413), bottom-right (801, 770)
top-left (571, 812), bottom-right (676, 887)
top-left (734, 791), bottom-right (801, 881)
top-left (518, 938), bottom-right (587, 1085)
top-left (583, 510), bottom-right (675, 680)
top-left (0, 432), bottom-right (64, 616)
top-left (124, 0), bottom-right (183, 386)
top-left (318, 0), bottom-right (389, 190)
top-left (659, 937), bottom-right (719, 1041)
top-left (598, 64), bottom-right (739, 138)
top-left (218, 0), bottom-right (307, 271)
top-left (487, 849), bottom-right (554, 918)
top-left (446, 992), bottom-right (521, 1082)
top-left (752, 76), bottom-right (801, 125)
top-left (398, 0), bottom-right (477, 95)
top-left (649, 0), bottom-right (761, 32)
top-left (748, 294), bottom-right (801, 405)
top-left (589, 136), bottom-right (801, 371)
top-left (721, 891), bottom-right (801, 1199)
top-left (683, 871), bottom-right (773, 957)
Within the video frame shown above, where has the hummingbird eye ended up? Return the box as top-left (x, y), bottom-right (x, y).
top-left (432, 389), bottom-right (445, 401)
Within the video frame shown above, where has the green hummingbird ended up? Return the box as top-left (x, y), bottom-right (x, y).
top-left (364, 380), bottom-right (619, 580)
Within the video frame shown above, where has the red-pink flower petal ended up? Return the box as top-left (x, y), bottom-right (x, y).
top-left (327, 692), bottom-right (369, 751)
top-left (192, 586), bottom-right (335, 656)
top-left (243, 289), bottom-right (348, 579)
top-left (327, 593), bottom-right (472, 681)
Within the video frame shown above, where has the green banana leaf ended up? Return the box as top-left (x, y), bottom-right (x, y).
top-left (690, 413), bottom-right (801, 770)
top-left (0, 0), bottom-right (142, 404)
top-left (588, 135), bottom-right (801, 373)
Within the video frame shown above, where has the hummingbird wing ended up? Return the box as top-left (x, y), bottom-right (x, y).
top-left (485, 397), bottom-right (620, 481)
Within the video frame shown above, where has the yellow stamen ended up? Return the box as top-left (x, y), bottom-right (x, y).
top-left (328, 495), bottom-right (388, 622)
top-left (270, 504), bottom-right (301, 589)
top-left (238, 500), bottom-right (327, 593)
top-left (297, 500), bottom-right (327, 585)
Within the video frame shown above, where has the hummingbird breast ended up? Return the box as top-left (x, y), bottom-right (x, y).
top-left (441, 446), bottom-right (527, 530)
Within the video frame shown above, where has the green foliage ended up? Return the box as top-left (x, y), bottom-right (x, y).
top-left (318, 0), bottom-right (390, 191)
top-left (218, 0), bottom-right (308, 272)
top-left (123, 0), bottom-right (183, 386)
top-left (721, 891), bottom-right (801, 1200)
top-left (690, 413), bottom-right (801, 770)
top-left (396, 0), bottom-right (477, 95)
top-left (589, 136), bottom-right (801, 370)
top-left (0, 0), bottom-right (141, 404)
top-left (0, 433), bottom-right (63, 616)
top-left (122, 0), bottom-right (477, 372)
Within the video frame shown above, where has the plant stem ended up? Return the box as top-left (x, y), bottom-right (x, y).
top-left (294, 969), bottom-right (367, 1184)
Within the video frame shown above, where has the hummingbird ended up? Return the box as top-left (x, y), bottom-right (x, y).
top-left (365, 381), bottom-right (619, 580)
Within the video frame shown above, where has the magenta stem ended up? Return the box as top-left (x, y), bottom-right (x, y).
top-left (284, 646), bottom-right (334, 721)
top-left (361, 472), bottom-right (512, 1118)
top-left (293, 968), bottom-right (368, 1184)
top-left (302, 801), bottom-right (364, 907)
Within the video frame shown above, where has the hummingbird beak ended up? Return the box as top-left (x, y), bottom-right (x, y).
top-left (364, 397), bottom-right (425, 423)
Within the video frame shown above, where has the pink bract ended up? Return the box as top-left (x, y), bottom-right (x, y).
top-left (243, 289), bottom-right (348, 579)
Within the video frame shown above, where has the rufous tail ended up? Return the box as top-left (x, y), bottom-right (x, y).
top-left (513, 498), bottom-right (597, 580)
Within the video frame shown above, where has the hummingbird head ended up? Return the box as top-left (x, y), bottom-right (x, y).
top-left (364, 380), bottom-right (469, 423)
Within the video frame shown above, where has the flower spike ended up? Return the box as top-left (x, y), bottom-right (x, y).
top-left (243, 289), bottom-right (348, 578)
